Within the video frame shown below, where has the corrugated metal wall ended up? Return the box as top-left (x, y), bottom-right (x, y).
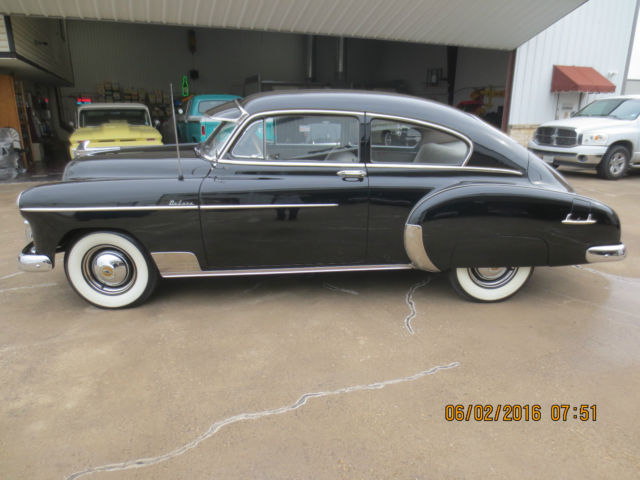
top-left (10, 16), bottom-right (73, 82)
top-left (509, 0), bottom-right (638, 126)
top-left (0, 18), bottom-right (9, 52)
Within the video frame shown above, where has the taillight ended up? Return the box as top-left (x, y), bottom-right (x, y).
top-left (201, 125), bottom-right (206, 136)
top-left (145, 138), bottom-right (156, 141)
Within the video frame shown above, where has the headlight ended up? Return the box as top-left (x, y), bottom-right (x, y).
top-left (582, 133), bottom-right (608, 145)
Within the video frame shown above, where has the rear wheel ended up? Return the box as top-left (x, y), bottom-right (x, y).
top-left (64, 232), bottom-right (157, 308)
top-left (449, 266), bottom-right (533, 302)
top-left (597, 145), bottom-right (629, 180)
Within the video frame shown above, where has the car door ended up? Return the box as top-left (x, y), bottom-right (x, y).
top-left (199, 111), bottom-right (369, 269)
top-left (364, 114), bottom-right (473, 264)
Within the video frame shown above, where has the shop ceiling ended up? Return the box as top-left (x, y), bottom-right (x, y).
top-left (1, 0), bottom-right (585, 50)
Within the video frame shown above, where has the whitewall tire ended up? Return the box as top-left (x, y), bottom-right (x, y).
top-left (449, 266), bottom-right (533, 302)
top-left (64, 232), bottom-right (157, 308)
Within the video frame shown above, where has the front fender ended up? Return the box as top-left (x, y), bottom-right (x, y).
top-left (18, 178), bottom-right (205, 266)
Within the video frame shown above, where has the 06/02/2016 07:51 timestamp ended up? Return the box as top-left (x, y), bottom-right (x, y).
top-left (444, 404), bottom-right (597, 422)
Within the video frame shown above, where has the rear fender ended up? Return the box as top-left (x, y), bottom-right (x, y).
top-left (404, 183), bottom-right (620, 271)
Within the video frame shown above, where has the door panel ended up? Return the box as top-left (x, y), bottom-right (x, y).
top-left (199, 112), bottom-right (368, 269)
top-left (200, 163), bottom-right (368, 268)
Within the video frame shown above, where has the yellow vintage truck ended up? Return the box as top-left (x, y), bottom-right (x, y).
top-left (69, 103), bottom-right (162, 158)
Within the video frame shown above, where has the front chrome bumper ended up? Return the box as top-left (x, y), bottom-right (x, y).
top-left (586, 244), bottom-right (626, 263)
top-left (528, 142), bottom-right (606, 167)
top-left (18, 243), bottom-right (53, 272)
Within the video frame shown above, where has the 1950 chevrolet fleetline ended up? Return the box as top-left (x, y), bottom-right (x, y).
top-left (18, 91), bottom-right (626, 308)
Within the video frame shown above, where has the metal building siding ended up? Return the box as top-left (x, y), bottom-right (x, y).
top-left (0, 0), bottom-right (584, 50)
top-left (9, 16), bottom-right (73, 81)
top-left (509, 0), bottom-right (638, 126)
top-left (0, 17), bottom-right (9, 52)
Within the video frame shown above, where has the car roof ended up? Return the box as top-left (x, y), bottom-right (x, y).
top-left (78, 102), bottom-right (149, 110)
top-left (240, 89), bottom-right (530, 169)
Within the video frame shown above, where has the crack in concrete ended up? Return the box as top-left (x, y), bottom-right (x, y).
top-left (323, 282), bottom-right (359, 295)
top-left (404, 279), bottom-right (430, 334)
top-left (0, 282), bottom-right (58, 294)
top-left (65, 362), bottom-right (459, 480)
top-left (0, 271), bottom-right (23, 281)
top-left (573, 265), bottom-right (640, 284)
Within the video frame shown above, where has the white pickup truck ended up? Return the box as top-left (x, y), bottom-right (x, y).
top-left (528, 96), bottom-right (640, 180)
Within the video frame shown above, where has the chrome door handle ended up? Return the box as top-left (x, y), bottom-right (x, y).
top-left (562, 213), bottom-right (597, 225)
top-left (337, 170), bottom-right (367, 178)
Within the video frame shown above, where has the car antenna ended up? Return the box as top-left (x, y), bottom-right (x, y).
top-left (169, 83), bottom-right (184, 181)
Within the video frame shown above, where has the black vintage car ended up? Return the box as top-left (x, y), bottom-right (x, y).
top-left (18, 91), bottom-right (626, 308)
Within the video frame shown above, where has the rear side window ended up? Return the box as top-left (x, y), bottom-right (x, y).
top-left (370, 119), bottom-right (469, 166)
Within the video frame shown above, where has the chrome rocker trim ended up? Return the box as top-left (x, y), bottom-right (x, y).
top-left (403, 224), bottom-right (440, 273)
top-left (18, 243), bottom-right (53, 272)
top-left (151, 251), bottom-right (412, 278)
top-left (586, 244), bottom-right (626, 263)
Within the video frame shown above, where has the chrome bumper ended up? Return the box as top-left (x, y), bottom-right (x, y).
top-left (18, 243), bottom-right (53, 272)
top-left (586, 244), bottom-right (626, 263)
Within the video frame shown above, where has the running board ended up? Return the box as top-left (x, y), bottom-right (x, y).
top-left (151, 252), bottom-right (413, 279)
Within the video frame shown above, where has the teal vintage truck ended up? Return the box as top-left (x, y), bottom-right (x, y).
top-left (177, 94), bottom-right (241, 143)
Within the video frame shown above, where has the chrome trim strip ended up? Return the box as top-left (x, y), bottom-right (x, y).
top-left (365, 163), bottom-right (523, 176)
top-left (403, 224), bottom-right (440, 273)
top-left (368, 113), bottom-right (474, 166)
top-left (218, 159), bottom-right (365, 168)
top-left (20, 205), bottom-right (199, 212)
top-left (586, 244), bottom-right (626, 263)
top-left (150, 251), bottom-right (414, 278)
top-left (201, 203), bottom-right (338, 210)
top-left (562, 213), bottom-right (597, 225)
top-left (18, 244), bottom-right (53, 272)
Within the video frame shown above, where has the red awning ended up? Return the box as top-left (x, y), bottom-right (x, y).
top-left (551, 65), bottom-right (616, 93)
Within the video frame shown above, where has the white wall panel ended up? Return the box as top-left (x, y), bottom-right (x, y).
top-left (510, 0), bottom-right (638, 126)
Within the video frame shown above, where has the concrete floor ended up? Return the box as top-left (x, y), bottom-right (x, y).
top-left (1, 170), bottom-right (639, 479)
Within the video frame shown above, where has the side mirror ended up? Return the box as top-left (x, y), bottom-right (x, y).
top-left (570, 111), bottom-right (576, 117)
top-left (177, 108), bottom-right (184, 115)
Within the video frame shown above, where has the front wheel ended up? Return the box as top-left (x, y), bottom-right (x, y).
top-left (64, 232), bottom-right (158, 308)
top-left (597, 145), bottom-right (629, 180)
top-left (449, 266), bottom-right (533, 302)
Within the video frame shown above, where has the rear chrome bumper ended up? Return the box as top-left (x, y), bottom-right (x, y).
top-left (18, 243), bottom-right (53, 272)
top-left (586, 244), bottom-right (626, 263)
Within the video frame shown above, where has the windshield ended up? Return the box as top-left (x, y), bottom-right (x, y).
top-left (199, 105), bottom-right (246, 158)
top-left (79, 108), bottom-right (150, 127)
top-left (574, 99), bottom-right (640, 120)
top-left (198, 100), bottom-right (227, 113)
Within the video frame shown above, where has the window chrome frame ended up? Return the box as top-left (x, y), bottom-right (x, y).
top-left (205, 108), bottom-right (522, 176)
top-left (208, 109), bottom-right (365, 167)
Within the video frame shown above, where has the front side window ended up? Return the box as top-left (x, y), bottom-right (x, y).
top-left (229, 114), bottom-right (360, 163)
top-left (370, 119), bottom-right (469, 166)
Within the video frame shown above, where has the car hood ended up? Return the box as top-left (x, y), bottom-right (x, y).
top-left (70, 121), bottom-right (161, 141)
top-left (538, 117), bottom-right (635, 132)
top-left (63, 144), bottom-right (212, 181)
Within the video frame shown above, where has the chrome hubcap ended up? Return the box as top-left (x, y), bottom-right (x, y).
top-left (469, 267), bottom-right (518, 289)
top-left (82, 246), bottom-right (136, 295)
top-left (609, 152), bottom-right (626, 175)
